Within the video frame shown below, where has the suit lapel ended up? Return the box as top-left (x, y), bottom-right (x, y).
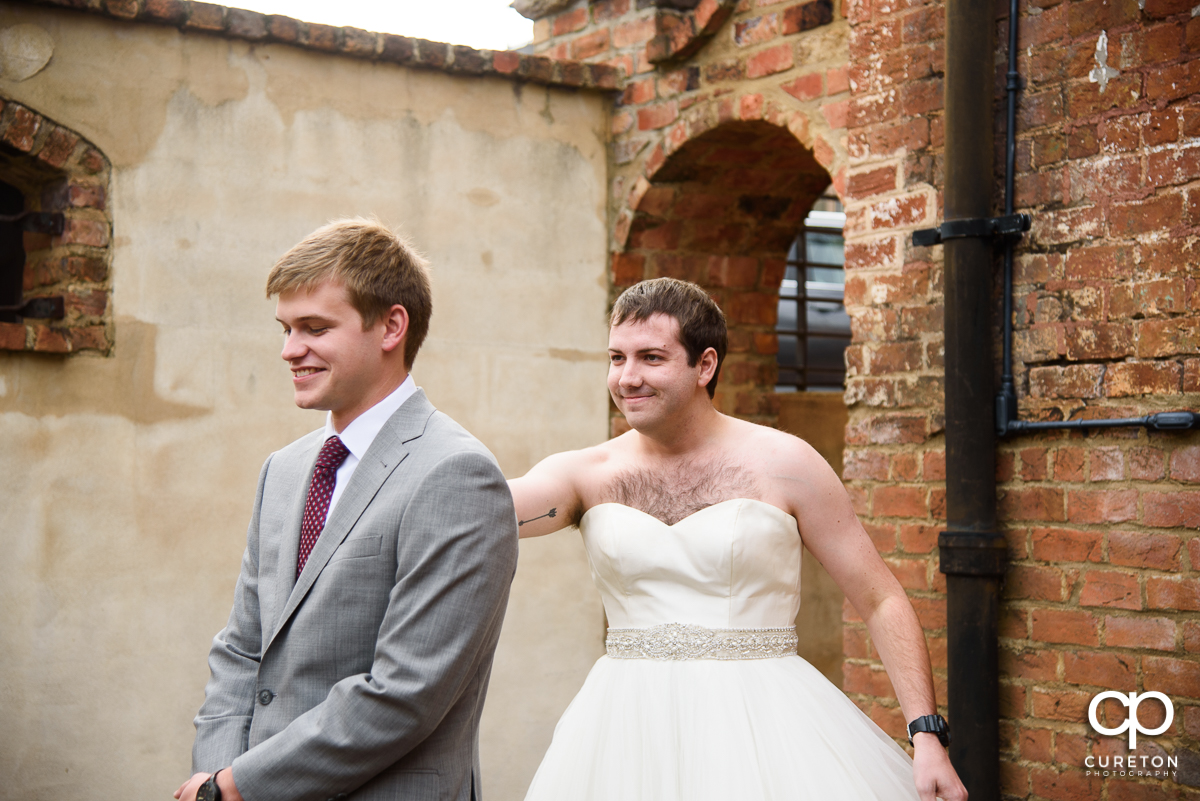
top-left (267, 391), bottom-right (436, 651)
top-left (258, 434), bottom-right (321, 642)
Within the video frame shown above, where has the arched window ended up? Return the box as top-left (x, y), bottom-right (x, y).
top-left (775, 195), bottom-right (849, 392)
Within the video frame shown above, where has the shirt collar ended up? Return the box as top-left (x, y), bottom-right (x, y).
top-left (323, 374), bottom-right (417, 460)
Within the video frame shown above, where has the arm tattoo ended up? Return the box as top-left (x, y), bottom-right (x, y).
top-left (519, 508), bottom-right (557, 527)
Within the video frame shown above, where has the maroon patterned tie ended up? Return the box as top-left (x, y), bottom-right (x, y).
top-left (297, 436), bottom-right (351, 578)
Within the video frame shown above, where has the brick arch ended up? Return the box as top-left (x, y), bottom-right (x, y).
top-left (609, 112), bottom-right (837, 432)
top-left (0, 98), bottom-right (112, 354)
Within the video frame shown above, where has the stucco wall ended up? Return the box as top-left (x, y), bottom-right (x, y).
top-left (0, 8), bottom-right (610, 800)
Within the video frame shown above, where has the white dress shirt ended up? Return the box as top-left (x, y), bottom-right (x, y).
top-left (322, 374), bottom-right (417, 517)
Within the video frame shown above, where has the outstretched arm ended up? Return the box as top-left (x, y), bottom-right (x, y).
top-left (508, 449), bottom-right (587, 538)
top-left (780, 441), bottom-right (967, 801)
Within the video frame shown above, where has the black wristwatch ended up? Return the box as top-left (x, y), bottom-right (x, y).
top-left (907, 714), bottom-right (951, 747)
top-left (196, 769), bottom-right (223, 801)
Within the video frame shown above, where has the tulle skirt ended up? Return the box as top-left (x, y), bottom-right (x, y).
top-left (524, 654), bottom-right (920, 801)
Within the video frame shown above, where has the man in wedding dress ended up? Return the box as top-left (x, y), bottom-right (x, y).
top-left (509, 277), bottom-right (967, 801)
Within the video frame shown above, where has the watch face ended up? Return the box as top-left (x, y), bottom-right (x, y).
top-left (196, 777), bottom-right (216, 801)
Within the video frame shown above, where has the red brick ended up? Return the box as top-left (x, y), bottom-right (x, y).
top-left (872, 485), bottom-right (927, 518)
top-left (910, 596), bottom-right (946, 629)
top-left (844, 450), bottom-right (888, 480)
top-left (611, 252), bottom-right (645, 286)
top-left (628, 220), bottom-right (680, 250)
top-left (726, 292), bottom-right (778, 325)
top-left (1143, 491), bottom-right (1200, 529)
top-left (1030, 687), bottom-right (1093, 721)
top-left (1005, 648), bottom-right (1059, 682)
top-left (1063, 322), bottom-right (1133, 361)
top-left (735, 14), bottom-right (779, 46)
top-left (1129, 447), bottom-right (1166, 481)
top-left (1137, 318), bottom-right (1200, 358)
top-left (1170, 446), bottom-right (1200, 483)
top-left (1110, 530), bottom-right (1182, 571)
top-left (898, 523), bottom-right (939, 554)
top-left (552, 7), bottom-right (588, 36)
top-left (1110, 279), bottom-right (1191, 320)
top-left (59, 218), bottom-right (109, 248)
top-left (1064, 650), bottom-right (1136, 689)
top-left (1031, 526), bottom-right (1102, 563)
top-left (1006, 565), bottom-right (1067, 602)
top-left (1147, 576), bottom-right (1200, 611)
top-left (1079, 570), bottom-right (1141, 610)
top-left (32, 325), bottom-right (70, 353)
top-left (1088, 447), bottom-right (1124, 482)
top-left (1145, 59), bottom-right (1200, 102)
top-left (1067, 489), bottom-right (1138, 525)
top-left (1064, 244), bottom-right (1135, 281)
top-left (1028, 365), bottom-right (1103, 399)
top-left (38, 127), bottom-right (80, 169)
top-left (1034, 767), bottom-right (1106, 801)
top-left (782, 0), bottom-right (834, 35)
top-left (637, 101), bottom-right (678, 131)
top-left (571, 29), bottom-right (611, 60)
top-left (884, 557), bottom-right (927, 590)
top-left (1106, 615), bottom-right (1176, 651)
top-left (1054, 447), bottom-right (1085, 481)
top-left (613, 15), bottom-right (656, 48)
top-left (1019, 726), bottom-right (1052, 762)
top-left (780, 72), bottom-right (823, 102)
top-left (1001, 487), bottom-right (1066, 522)
top-left (1, 105), bottom-right (40, 152)
top-left (0, 322), bottom-right (26, 350)
top-left (826, 65), bottom-right (849, 95)
top-left (1032, 205), bottom-right (1103, 246)
top-left (1143, 656), bottom-right (1200, 698)
top-left (1148, 145), bottom-right (1200, 190)
top-left (1032, 609), bottom-right (1100, 646)
top-left (746, 44), bottom-right (794, 79)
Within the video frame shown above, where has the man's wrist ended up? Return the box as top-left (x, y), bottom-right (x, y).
top-left (215, 767), bottom-right (244, 801)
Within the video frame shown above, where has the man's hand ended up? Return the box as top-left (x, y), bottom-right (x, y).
top-left (174, 772), bottom-right (210, 801)
top-left (912, 735), bottom-right (967, 801)
top-left (174, 770), bottom-right (244, 801)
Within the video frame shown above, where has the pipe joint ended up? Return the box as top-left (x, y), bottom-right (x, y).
top-left (939, 532), bottom-right (1008, 576)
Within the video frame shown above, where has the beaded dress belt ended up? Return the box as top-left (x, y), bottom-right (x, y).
top-left (605, 622), bottom-right (799, 661)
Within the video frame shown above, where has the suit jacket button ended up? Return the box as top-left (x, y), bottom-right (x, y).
top-left (257, 689), bottom-right (274, 705)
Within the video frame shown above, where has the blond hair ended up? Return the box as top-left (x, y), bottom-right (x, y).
top-left (266, 218), bottom-right (432, 367)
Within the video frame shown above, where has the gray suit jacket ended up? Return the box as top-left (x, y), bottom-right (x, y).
top-left (193, 391), bottom-right (518, 801)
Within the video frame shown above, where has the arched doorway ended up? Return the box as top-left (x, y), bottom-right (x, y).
top-left (614, 119), bottom-right (847, 686)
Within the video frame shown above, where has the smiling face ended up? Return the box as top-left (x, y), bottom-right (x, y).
top-left (276, 280), bottom-right (399, 430)
top-left (607, 312), bottom-right (717, 435)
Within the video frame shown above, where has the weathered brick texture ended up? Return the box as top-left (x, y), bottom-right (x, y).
top-left (0, 99), bottom-right (112, 355)
top-left (537, 0), bottom-right (1200, 795)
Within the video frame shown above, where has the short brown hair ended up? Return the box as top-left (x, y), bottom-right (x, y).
top-left (266, 218), bottom-right (432, 368)
top-left (610, 278), bottom-right (727, 398)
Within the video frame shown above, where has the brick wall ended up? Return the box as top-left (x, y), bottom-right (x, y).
top-left (533, 0), bottom-right (856, 434)
top-left (535, 0), bottom-right (1200, 796)
top-left (0, 99), bottom-right (113, 354)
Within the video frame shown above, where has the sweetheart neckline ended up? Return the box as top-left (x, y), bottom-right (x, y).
top-left (579, 498), bottom-right (798, 529)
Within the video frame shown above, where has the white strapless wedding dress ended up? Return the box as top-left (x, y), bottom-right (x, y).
top-left (523, 499), bottom-right (921, 801)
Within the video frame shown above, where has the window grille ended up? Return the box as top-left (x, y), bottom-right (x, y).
top-left (775, 196), bottom-right (850, 392)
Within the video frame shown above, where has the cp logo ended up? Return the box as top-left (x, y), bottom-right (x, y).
top-left (1088, 691), bottom-right (1174, 748)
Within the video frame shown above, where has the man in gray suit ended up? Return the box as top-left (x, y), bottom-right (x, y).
top-left (176, 219), bottom-right (518, 801)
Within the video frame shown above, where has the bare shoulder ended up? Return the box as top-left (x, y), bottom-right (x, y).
top-left (725, 416), bottom-right (827, 471)
top-left (722, 417), bottom-right (842, 513)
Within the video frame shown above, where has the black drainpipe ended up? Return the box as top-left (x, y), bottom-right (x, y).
top-left (937, 0), bottom-right (1006, 798)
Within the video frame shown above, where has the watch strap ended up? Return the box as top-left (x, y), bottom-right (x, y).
top-left (198, 769), bottom-right (223, 801)
top-left (907, 714), bottom-right (951, 747)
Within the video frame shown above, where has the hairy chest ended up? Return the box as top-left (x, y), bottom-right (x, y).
top-left (600, 460), bottom-right (760, 526)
